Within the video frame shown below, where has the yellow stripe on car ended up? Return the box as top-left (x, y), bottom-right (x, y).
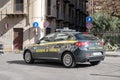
top-left (36, 48), bottom-right (60, 53)
top-left (40, 40), bottom-right (77, 46)
top-left (29, 40), bottom-right (77, 47)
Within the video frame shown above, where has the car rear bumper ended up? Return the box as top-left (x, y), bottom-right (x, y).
top-left (86, 56), bottom-right (105, 62)
top-left (74, 49), bottom-right (105, 63)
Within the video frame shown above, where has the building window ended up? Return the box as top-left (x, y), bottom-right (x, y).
top-left (56, 0), bottom-right (60, 18)
top-left (47, 0), bottom-right (51, 15)
top-left (14, 0), bottom-right (23, 13)
top-left (63, 4), bottom-right (66, 19)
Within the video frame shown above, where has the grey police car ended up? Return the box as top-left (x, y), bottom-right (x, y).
top-left (23, 31), bottom-right (105, 68)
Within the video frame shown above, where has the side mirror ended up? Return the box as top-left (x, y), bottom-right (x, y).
top-left (35, 40), bottom-right (40, 44)
top-left (44, 37), bottom-right (52, 42)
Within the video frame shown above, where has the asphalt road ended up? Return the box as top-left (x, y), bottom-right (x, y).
top-left (0, 53), bottom-right (120, 80)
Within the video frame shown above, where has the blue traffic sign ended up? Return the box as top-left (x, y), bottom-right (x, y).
top-left (33, 22), bottom-right (39, 28)
top-left (86, 16), bottom-right (93, 23)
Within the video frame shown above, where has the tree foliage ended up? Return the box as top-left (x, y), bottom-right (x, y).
top-left (91, 13), bottom-right (120, 35)
top-left (91, 13), bottom-right (120, 51)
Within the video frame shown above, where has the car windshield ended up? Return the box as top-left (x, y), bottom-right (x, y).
top-left (75, 33), bottom-right (98, 40)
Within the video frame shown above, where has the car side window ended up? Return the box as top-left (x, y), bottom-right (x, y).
top-left (40, 33), bottom-right (55, 43)
top-left (67, 35), bottom-right (75, 40)
top-left (54, 33), bottom-right (69, 41)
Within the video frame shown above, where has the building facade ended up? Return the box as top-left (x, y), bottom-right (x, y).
top-left (87, 0), bottom-right (120, 17)
top-left (0, 0), bottom-right (88, 51)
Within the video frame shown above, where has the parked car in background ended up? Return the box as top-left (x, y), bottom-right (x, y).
top-left (0, 42), bottom-right (4, 54)
top-left (23, 29), bottom-right (105, 68)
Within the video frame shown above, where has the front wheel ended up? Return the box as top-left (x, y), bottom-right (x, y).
top-left (24, 51), bottom-right (34, 64)
top-left (62, 52), bottom-right (76, 68)
top-left (90, 61), bottom-right (101, 66)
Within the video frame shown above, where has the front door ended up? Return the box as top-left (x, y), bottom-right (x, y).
top-left (35, 33), bottom-right (56, 59)
top-left (14, 28), bottom-right (23, 50)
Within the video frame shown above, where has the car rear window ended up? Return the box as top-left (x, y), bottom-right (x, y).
top-left (75, 33), bottom-right (98, 40)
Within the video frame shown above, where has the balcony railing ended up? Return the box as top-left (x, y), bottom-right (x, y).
top-left (0, 4), bottom-right (11, 15)
top-left (69, 0), bottom-right (75, 6)
top-left (64, 15), bottom-right (69, 23)
top-left (46, 6), bottom-right (56, 18)
top-left (64, 0), bottom-right (70, 3)
top-left (56, 13), bottom-right (64, 21)
top-left (0, 3), bottom-right (26, 18)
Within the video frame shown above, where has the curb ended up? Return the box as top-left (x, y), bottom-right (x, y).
top-left (106, 52), bottom-right (120, 57)
top-left (106, 54), bottom-right (120, 57)
top-left (2, 50), bottom-right (23, 54)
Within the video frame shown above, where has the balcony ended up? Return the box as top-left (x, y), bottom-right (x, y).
top-left (85, 0), bottom-right (88, 2)
top-left (46, 6), bottom-right (56, 19)
top-left (64, 16), bottom-right (70, 23)
top-left (56, 13), bottom-right (64, 21)
top-left (69, 18), bottom-right (75, 25)
top-left (0, 4), bottom-right (27, 18)
top-left (77, 7), bottom-right (84, 12)
top-left (69, 0), bottom-right (75, 7)
top-left (76, 5), bottom-right (81, 10)
top-left (64, 0), bottom-right (70, 3)
top-left (7, 4), bottom-right (27, 17)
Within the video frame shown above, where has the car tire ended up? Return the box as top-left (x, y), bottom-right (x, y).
top-left (90, 61), bottom-right (101, 66)
top-left (24, 51), bottom-right (34, 64)
top-left (62, 52), bottom-right (76, 68)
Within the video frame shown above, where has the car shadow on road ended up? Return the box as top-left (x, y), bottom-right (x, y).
top-left (7, 60), bottom-right (92, 68)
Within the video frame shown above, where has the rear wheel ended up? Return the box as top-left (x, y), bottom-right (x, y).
top-left (62, 52), bottom-right (76, 68)
top-left (90, 61), bottom-right (101, 66)
top-left (24, 51), bottom-right (34, 64)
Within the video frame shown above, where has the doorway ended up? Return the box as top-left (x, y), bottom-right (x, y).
top-left (13, 28), bottom-right (23, 50)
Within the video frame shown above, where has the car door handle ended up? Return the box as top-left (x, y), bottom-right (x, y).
top-left (54, 45), bottom-right (61, 48)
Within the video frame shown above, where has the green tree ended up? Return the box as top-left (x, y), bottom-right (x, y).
top-left (91, 13), bottom-right (120, 51)
top-left (91, 13), bottom-right (120, 36)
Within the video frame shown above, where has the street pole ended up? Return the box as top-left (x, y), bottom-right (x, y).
top-left (32, 0), bottom-right (46, 41)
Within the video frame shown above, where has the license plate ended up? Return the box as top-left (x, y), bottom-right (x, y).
top-left (93, 52), bottom-right (102, 56)
top-left (89, 47), bottom-right (103, 50)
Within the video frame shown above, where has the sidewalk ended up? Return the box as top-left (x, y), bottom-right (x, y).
top-left (106, 51), bottom-right (120, 57)
top-left (0, 50), bottom-right (23, 54)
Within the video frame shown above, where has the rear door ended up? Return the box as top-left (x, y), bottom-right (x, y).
top-left (52, 33), bottom-right (75, 59)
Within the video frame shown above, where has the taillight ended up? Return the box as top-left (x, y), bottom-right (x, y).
top-left (76, 42), bottom-right (90, 47)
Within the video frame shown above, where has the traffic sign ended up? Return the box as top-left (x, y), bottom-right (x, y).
top-left (86, 16), bottom-right (93, 23)
top-left (33, 22), bottom-right (39, 28)
top-left (44, 21), bottom-right (50, 28)
top-left (86, 22), bottom-right (93, 29)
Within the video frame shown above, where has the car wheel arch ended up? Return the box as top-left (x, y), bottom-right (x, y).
top-left (23, 49), bottom-right (32, 59)
top-left (61, 51), bottom-right (76, 61)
